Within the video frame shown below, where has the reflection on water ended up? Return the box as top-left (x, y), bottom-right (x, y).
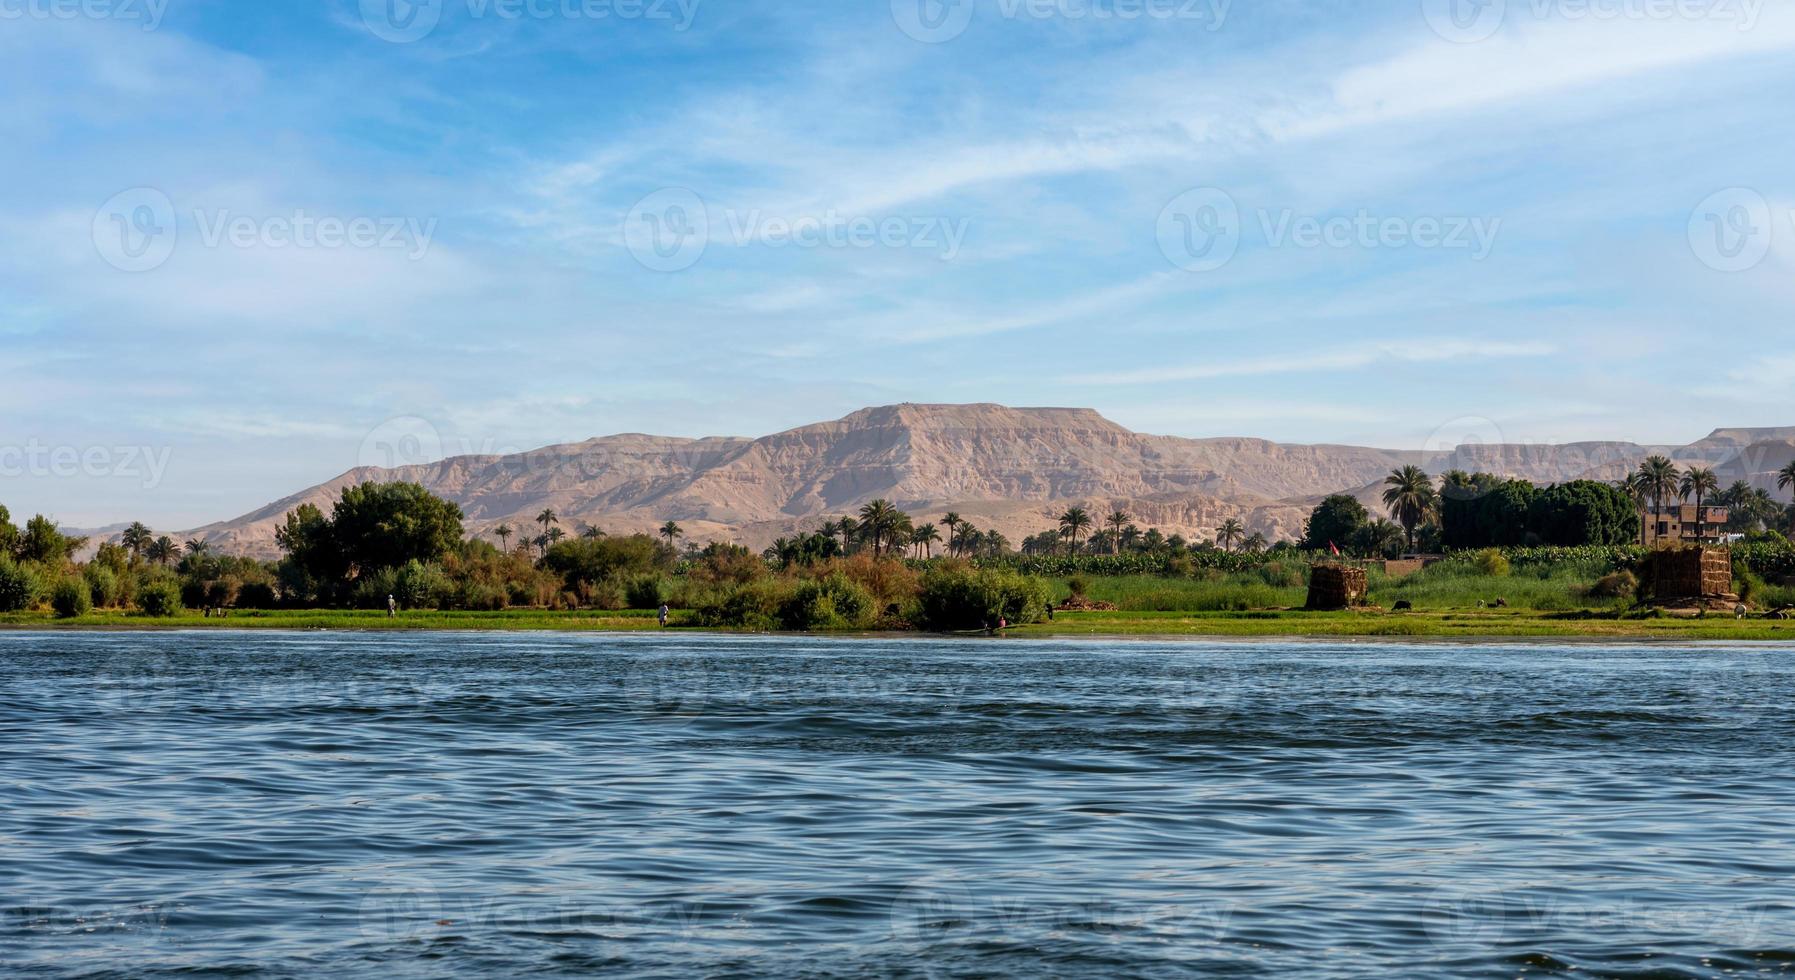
top-left (3, 631), bottom-right (1794, 977)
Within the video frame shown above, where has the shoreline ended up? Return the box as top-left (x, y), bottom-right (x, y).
top-left (4, 608), bottom-right (1795, 641)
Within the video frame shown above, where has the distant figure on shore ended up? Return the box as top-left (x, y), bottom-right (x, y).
top-left (387, 594), bottom-right (397, 618)
top-left (658, 603), bottom-right (670, 628)
top-left (1045, 601), bottom-right (1054, 621)
top-left (997, 616), bottom-right (1007, 633)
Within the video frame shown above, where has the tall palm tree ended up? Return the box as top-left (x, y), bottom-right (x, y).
top-left (579, 523), bottom-right (606, 539)
top-left (939, 512), bottom-right (962, 556)
top-left (1216, 518), bottom-right (1245, 553)
top-left (536, 509), bottom-right (558, 539)
top-left (1679, 466), bottom-right (1720, 543)
top-left (660, 521), bottom-right (683, 551)
top-left (1106, 510), bottom-right (1130, 554)
top-left (912, 524), bottom-right (941, 559)
top-left (1244, 531), bottom-right (1268, 553)
top-left (1058, 507), bottom-right (1092, 554)
top-left (859, 499), bottom-right (900, 558)
top-left (146, 535), bottom-right (177, 568)
top-left (1382, 465), bottom-right (1438, 554)
top-left (1779, 461), bottom-right (1795, 500)
top-left (184, 538), bottom-right (210, 557)
top-left (121, 522), bottom-right (152, 563)
top-left (493, 523), bottom-right (514, 552)
top-left (835, 517), bottom-right (858, 555)
top-left (1638, 456), bottom-right (1679, 535)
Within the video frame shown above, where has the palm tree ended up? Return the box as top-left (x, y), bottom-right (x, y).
top-left (1058, 507), bottom-right (1092, 554)
top-left (1216, 518), bottom-right (1245, 553)
top-left (1244, 531), bottom-right (1268, 553)
top-left (1363, 519), bottom-right (1406, 559)
top-left (835, 517), bottom-right (858, 555)
top-left (546, 526), bottom-right (566, 546)
top-left (121, 522), bottom-right (152, 563)
top-left (493, 523), bottom-right (514, 552)
top-left (912, 523), bottom-right (941, 559)
top-left (146, 535), bottom-right (177, 568)
top-left (1679, 466), bottom-right (1720, 543)
top-left (1106, 510), bottom-right (1130, 554)
top-left (184, 538), bottom-right (210, 557)
top-left (859, 499), bottom-right (900, 558)
top-left (579, 523), bottom-right (606, 539)
top-left (536, 509), bottom-right (558, 539)
top-left (1638, 456), bottom-right (1679, 534)
top-left (939, 512), bottom-right (962, 556)
top-left (660, 521), bottom-right (683, 551)
top-left (1779, 461), bottom-right (1795, 500)
top-left (1616, 473), bottom-right (1650, 547)
top-left (1382, 465), bottom-right (1438, 554)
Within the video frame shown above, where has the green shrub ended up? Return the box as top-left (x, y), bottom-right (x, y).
top-left (50, 578), bottom-right (92, 619)
top-left (1474, 549), bottom-right (1511, 577)
top-left (236, 582), bottom-right (279, 608)
top-left (0, 559), bottom-right (43, 612)
top-left (625, 574), bottom-right (671, 610)
top-left (135, 579), bottom-right (184, 617)
top-left (778, 573), bottom-right (874, 630)
top-left (456, 581), bottom-right (510, 611)
top-left (915, 567), bottom-right (1051, 631)
top-left (693, 578), bottom-right (790, 631)
top-left (83, 564), bottom-right (121, 608)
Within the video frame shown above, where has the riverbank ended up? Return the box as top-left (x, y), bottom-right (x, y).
top-left (5, 607), bottom-right (1795, 639)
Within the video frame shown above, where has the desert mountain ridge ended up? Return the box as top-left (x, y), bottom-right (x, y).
top-left (150, 403), bottom-right (1792, 559)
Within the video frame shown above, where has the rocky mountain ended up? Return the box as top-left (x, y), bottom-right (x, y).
top-left (178, 404), bottom-right (1793, 558)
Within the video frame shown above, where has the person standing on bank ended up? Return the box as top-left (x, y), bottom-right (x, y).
top-left (387, 594), bottom-right (397, 619)
top-left (658, 603), bottom-right (670, 628)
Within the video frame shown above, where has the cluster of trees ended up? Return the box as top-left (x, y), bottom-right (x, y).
top-left (1617, 455), bottom-right (1795, 539)
top-left (1302, 457), bottom-right (1795, 559)
top-left (0, 505), bottom-right (191, 618)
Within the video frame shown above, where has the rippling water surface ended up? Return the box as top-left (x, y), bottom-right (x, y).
top-left (4, 631), bottom-right (1795, 978)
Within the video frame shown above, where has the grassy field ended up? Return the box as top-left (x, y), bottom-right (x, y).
top-left (2, 554), bottom-right (1788, 639)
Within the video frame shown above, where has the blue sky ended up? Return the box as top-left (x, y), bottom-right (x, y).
top-left (3, 0), bottom-right (1794, 528)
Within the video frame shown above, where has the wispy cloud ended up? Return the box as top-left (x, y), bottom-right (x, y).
top-left (1066, 340), bottom-right (1558, 385)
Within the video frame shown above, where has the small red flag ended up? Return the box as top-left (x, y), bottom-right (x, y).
top-left (1329, 540), bottom-right (1340, 557)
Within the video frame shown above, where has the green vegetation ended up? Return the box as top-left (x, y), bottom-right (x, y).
top-left (7, 460), bottom-right (1795, 637)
